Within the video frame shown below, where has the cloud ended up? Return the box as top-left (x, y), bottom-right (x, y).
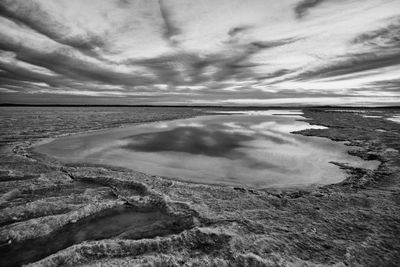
top-left (351, 18), bottom-right (400, 47)
top-left (0, 0), bottom-right (399, 105)
top-left (293, 17), bottom-right (400, 80)
top-left (366, 78), bottom-right (400, 92)
top-left (294, 0), bottom-right (328, 19)
top-left (227, 26), bottom-right (253, 38)
top-left (0, 1), bottom-right (105, 52)
top-left (297, 52), bottom-right (400, 80)
top-left (158, 0), bottom-right (181, 46)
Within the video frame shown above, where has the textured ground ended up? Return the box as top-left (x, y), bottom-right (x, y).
top-left (0, 107), bottom-right (399, 267)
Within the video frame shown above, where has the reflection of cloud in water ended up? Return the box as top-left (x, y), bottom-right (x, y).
top-left (387, 115), bottom-right (400, 124)
top-left (211, 110), bottom-right (304, 116)
top-left (362, 115), bottom-right (382, 118)
top-left (222, 127), bottom-right (255, 136)
top-left (122, 120), bottom-right (296, 158)
top-left (222, 122), bottom-right (242, 128)
top-left (123, 127), bottom-right (253, 157)
top-left (176, 122), bottom-right (204, 127)
top-left (121, 117), bottom-right (331, 181)
top-left (154, 123), bottom-right (169, 129)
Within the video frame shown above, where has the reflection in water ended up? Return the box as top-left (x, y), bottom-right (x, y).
top-left (123, 127), bottom-right (253, 157)
top-left (35, 111), bottom-right (380, 188)
top-left (387, 115), bottom-right (400, 124)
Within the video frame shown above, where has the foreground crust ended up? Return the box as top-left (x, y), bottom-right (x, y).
top-left (0, 107), bottom-right (399, 266)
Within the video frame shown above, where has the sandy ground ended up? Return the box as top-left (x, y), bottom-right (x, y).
top-left (0, 107), bottom-right (399, 266)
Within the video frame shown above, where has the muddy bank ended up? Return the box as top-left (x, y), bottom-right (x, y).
top-left (1, 107), bottom-right (400, 266)
top-left (0, 205), bottom-right (193, 267)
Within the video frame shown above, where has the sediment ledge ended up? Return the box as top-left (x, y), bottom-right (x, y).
top-left (1, 107), bottom-right (400, 266)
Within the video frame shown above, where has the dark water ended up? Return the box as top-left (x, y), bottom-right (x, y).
top-left (0, 207), bottom-right (173, 267)
top-left (35, 110), bottom-right (378, 188)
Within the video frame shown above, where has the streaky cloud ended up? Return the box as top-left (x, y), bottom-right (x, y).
top-left (294, 0), bottom-right (328, 19)
top-left (0, 0), bottom-right (399, 105)
top-left (0, 1), bottom-right (105, 52)
top-left (158, 0), bottom-right (181, 46)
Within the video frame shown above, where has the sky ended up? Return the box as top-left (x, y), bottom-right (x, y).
top-left (0, 0), bottom-right (399, 106)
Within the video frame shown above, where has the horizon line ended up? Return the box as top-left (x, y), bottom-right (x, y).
top-left (1, 103), bottom-right (399, 109)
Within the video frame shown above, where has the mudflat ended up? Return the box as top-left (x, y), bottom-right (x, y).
top-left (1, 107), bottom-right (400, 266)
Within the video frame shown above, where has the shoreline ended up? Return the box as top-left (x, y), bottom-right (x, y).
top-left (29, 110), bottom-right (375, 190)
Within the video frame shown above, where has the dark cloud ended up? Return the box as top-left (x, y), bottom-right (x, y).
top-left (122, 36), bottom-right (298, 89)
top-left (250, 39), bottom-right (298, 49)
top-left (366, 78), bottom-right (400, 92)
top-left (256, 69), bottom-right (291, 81)
top-left (294, 0), bottom-right (328, 19)
top-left (351, 18), bottom-right (400, 49)
top-left (158, 0), bottom-right (180, 46)
top-left (0, 91), bottom-right (127, 105)
top-left (117, 0), bottom-right (131, 7)
top-left (130, 52), bottom-right (250, 86)
top-left (0, 1), bottom-right (105, 52)
top-left (293, 20), bottom-right (400, 80)
top-left (129, 53), bottom-right (213, 85)
top-left (297, 52), bottom-right (400, 80)
top-left (0, 35), bottom-right (155, 87)
top-left (0, 60), bottom-right (55, 85)
top-left (0, 1), bottom-right (297, 98)
top-left (210, 39), bottom-right (298, 82)
top-left (130, 54), bottom-right (196, 85)
top-left (227, 26), bottom-right (252, 37)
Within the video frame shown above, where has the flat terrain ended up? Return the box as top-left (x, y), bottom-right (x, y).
top-left (0, 107), bottom-right (399, 266)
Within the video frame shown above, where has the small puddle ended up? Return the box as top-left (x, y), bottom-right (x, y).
top-left (0, 206), bottom-right (182, 266)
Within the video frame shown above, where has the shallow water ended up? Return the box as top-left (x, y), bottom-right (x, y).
top-left (35, 110), bottom-right (379, 188)
top-left (0, 207), bottom-right (173, 267)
